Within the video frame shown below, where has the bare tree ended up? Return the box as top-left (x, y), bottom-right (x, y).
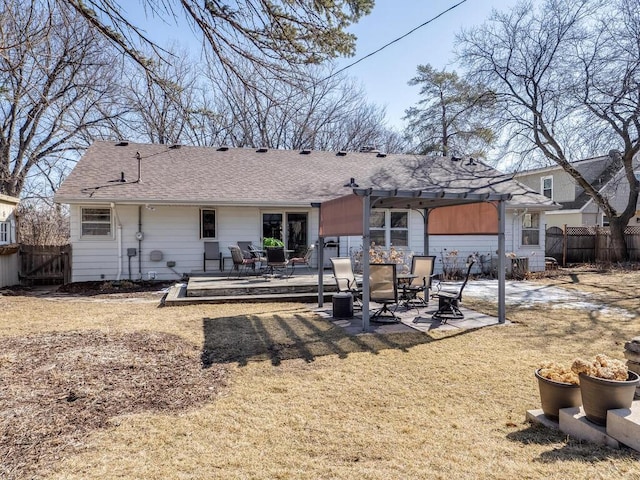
top-left (113, 47), bottom-right (204, 145)
top-left (458, 0), bottom-right (640, 261)
top-left (403, 64), bottom-right (496, 157)
top-left (61, 0), bottom-right (374, 85)
top-left (205, 62), bottom-right (405, 152)
top-left (0, 0), bottom-right (126, 199)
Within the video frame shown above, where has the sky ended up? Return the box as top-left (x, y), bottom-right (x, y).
top-left (333, 0), bottom-right (521, 129)
top-left (126, 0), bottom-right (521, 131)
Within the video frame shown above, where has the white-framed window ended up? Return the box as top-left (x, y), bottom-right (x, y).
top-left (81, 207), bottom-right (112, 237)
top-left (541, 176), bottom-right (553, 199)
top-left (370, 210), bottom-right (409, 247)
top-left (521, 212), bottom-right (540, 246)
top-left (0, 222), bottom-right (8, 243)
top-left (201, 209), bottom-right (216, 239)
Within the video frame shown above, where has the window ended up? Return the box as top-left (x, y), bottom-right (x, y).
top-left (541, 176), bottom-right (553, 199)
top-left (201, 209), bottom-right (216, 238)
top-left (0, 222), bottom-right (7, 243)
top-left (521, 212), bottom-right (540, 246)
top-left (369, 210), bottom-right (409, 247)
top-left (81, 207), bottom-right (111, 236)
top-left (370, 211), bottom-right (386, 246)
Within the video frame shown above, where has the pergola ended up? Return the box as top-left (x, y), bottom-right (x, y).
top-left (316, 188), bottom-right (512, 331)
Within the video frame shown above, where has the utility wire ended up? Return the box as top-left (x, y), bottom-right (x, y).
top-left (325, 0), bottom-right (468, 81)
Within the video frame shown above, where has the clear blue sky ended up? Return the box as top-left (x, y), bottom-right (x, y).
top-left (333, 0), bottom-right (521, 130)
top-left (126, 0), bottom-right (521, 130)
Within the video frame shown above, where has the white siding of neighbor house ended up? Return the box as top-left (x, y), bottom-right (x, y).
top-left (516, 170), bottom-right (577, 203)
top-left (0, 196), bottom-right (19, 287)
top-left (0, 253), bottom-right (19, 287)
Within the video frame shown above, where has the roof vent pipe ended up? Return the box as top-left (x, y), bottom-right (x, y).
top-left (256, 147), bottom-right (268, 153)
top-left (135, 151), bottom-right (142, 183)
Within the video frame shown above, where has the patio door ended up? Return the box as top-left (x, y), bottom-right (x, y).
top-left (262, 212), bottom-right (308, 255)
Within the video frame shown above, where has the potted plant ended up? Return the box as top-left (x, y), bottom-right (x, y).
top-left (263, 237), bottom-right (284, 248)
top-left (572, 354), bottom-right (640, 426)
top-left (535, 362), bottom-right (581, 421)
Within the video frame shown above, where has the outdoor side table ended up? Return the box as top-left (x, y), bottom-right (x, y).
top-left (332, 292), bottom-right (354, 319)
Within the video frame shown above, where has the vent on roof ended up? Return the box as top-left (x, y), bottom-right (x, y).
top-left (169, 144), bottom-right (181, 149)
top-left (343, 177), bottom-right (359, 188)
top-left (217, 146), bottom-right (229, 151)
top-left (466, 158), bottom-right (476, 165)
top-left (116, 141), bottom-right (129, 147)
top-left (359, 145), bottom-right (379, 153)
top-left (336, 151), bottom-right (347, 156)
top-left (376, 152), bottom-right (387, 158)
top-left (256, 147), bottom-right (268, 153)
top-left (451, 156), bottom-right (462, 162)
top-left (300, 149), bottom-right (312, 155)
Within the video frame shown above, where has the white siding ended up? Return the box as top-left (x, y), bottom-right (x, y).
top-left (69, 203), bottom-right (547, 282)
top-left (69, 204), bottom-right (319, 282)
top-left (0, 252), bottom-right (19, 287)
top-left (333, 209), bottom-right (546, 274)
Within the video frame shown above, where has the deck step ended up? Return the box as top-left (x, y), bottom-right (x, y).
top-left (163, 284), bottom-right (334, 306)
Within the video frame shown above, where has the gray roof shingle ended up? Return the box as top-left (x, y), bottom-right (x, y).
top-left (54, 141), bottom-right (556, 209)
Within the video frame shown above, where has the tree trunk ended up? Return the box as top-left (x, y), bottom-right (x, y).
top-left (608, 217), bottom-right (628, 262)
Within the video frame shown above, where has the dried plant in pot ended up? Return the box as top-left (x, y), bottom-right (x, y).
top-left (535, 362), bottom-right (581, 421)
top-left (572, 354), bottom-right (640, 426)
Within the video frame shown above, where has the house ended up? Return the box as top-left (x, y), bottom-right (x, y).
top-left (0, 193), bottom-right (19, 287)
top-left (515, 152), bottom-right (640, 228)
top-left (53, 141), bottom-right (557, 283)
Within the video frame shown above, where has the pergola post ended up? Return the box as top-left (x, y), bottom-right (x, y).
top-left (498, 199), bottom-right (506, 323)
top-left (362, 194), bottom-right (371, 331)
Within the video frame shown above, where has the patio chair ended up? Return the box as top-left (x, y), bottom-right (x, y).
top-left (265, 246), bottom-right (288, 276)
top-left (288, 244), bottom-right (315, 276)
top-left (237, 241), bottom-right (253, 259)
top-left (228, 245), bottom-right (256, 277)
top-left (329, 257), bottom-right (362, 308)
top-left (203, 241), bottom-right (221, 272)
top-left (431, 258), bottom-right (476, 323)
top-left (401, 255), bottom-right (436, 308)
top-left (369, 263), bottom-right (400, 322)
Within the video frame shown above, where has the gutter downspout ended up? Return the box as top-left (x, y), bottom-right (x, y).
top-left (111, 202), bottom-right (122, 281)
top-left (138, 205), bottom-right (142, 279)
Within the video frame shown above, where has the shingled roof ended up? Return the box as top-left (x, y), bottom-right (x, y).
top-left (54, 141), bottom-right (556, 209)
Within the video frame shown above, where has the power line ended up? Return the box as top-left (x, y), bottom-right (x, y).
top-left (324, 0), bottom-right (468, 81)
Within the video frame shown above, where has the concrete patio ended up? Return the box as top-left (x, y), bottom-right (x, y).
top-left (162, 270), bottom-right (506, 336)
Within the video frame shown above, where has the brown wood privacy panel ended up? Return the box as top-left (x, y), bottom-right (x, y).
top-left (320, 194), bottom-right (364, 237)
top-left (428, 202), bottom-right (498, 235)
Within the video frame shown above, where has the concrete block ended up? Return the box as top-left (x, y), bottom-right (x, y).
top-left (559, 406), bottom-right (620, 449)
top-left (607, 401), bottom-right (640, 452)
top-left (526, 409), bottom-right (560, 430)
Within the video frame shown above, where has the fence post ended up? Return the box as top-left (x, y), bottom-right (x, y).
top-left (562, 224), bottom-right (567, 267)
top-left (595, 226), bottom-right (599, 262)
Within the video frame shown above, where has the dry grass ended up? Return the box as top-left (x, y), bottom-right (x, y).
top-left (1, 271), bottom-right (640, 479)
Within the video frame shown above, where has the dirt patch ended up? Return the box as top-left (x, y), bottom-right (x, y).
top-left (0, 330), bottom-right (228, 480)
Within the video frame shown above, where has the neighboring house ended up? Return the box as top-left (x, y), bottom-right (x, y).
top-left (0, 193), bottom-right (19, 287)
top-left (54, 141), bottom-right (557, 282)
top-left (515, 152), bottom-right (640, 228)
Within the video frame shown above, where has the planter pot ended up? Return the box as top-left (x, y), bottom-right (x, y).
top-left (535, 369), bottom-right (582, 421)
top-left (579, 370), bottom-right (640, 426)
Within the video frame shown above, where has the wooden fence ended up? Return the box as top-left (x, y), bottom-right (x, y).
top-left (546, 226), bottom-right (640, 264)
top-left (19, 244), bottom-right (71, 285)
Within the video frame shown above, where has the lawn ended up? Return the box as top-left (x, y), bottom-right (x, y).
top-left (1, 270), bottom-right (639, 479)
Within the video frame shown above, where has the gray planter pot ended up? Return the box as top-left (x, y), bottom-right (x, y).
top-left (535, 369), bottom-right (582, 421)
top-left (579, 370), bottom-right (640, 426)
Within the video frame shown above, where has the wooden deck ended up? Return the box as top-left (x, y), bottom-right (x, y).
top-left (164, 271), bottom-right (338, 305)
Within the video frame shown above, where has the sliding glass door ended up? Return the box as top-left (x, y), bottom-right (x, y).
top-left (262, 212), bottom-right (308, 255)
